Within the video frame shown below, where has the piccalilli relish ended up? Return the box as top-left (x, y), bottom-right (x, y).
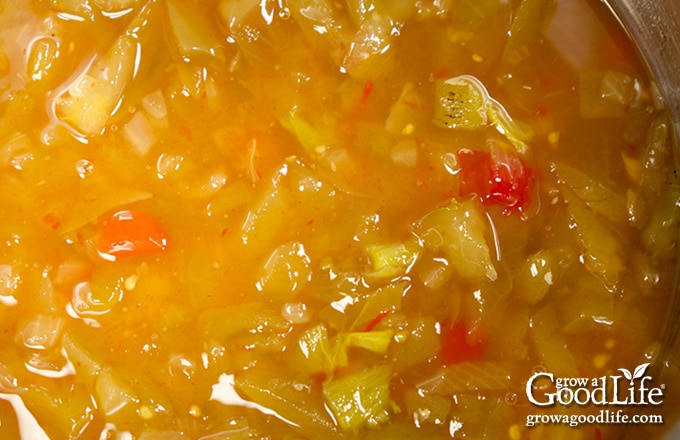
top-left (0, 0), bottom-right (679, 439)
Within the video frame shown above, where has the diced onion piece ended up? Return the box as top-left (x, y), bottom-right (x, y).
top-left (1, 133), bottom-right (33, 167)
top-left (141, 89), bottom-right (168, 119)
top-left (287, 0), bottom-right (352, 67)
top-left (0, 264), bottom-right (19, 300)
top-left (351, 282), bottom-right (405, 330)
top-left (199, 304), bottom-right (291, 343)
top-left (0, 361), bottom-right (20, 392)
top-left (27, 37), bottom-right (59, 82)
top-left (92, 0), bottom-right (140, 12)
top-left (219, 0), bottom-right (260, 32)
top-left (94, 367), bottom-right (138, 416)
top-left (48, 0), bottom-right (95, 20)
top-left (61, 332), bottom-right (102, 379)
top-left (124, 111), bottom-right (156, 156)
top-left (53, 259), bottom-right (93, 289)
top-left (282, 302), bottom-right (311, 324)
top-left (20, 314), bottom-right (64, 350)
top-left (341, 13), bottom-right (397, 80)
top-left (390, 139), bottom-right (418, 167)
top-left (256, 241), bottom-right (312, 300)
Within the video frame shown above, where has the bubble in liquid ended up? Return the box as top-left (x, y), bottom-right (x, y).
top-left (75, 159), bottom-right (94, 179)
top-left (278, 7), bottom-right (291, 20)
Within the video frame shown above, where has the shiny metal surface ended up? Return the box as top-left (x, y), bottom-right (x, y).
top-left (602, 1), bottom-right (680, 438)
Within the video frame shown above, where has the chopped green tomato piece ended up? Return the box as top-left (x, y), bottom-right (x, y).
top-left (287, 0), bottom-right (352, 67)
top-left (434, 75), bottom-right (530, 153)
top-left (94, 367), bottom-right (138, 417)
top-left (294, 324), bottom-right (394, 374)
top-left (21, 382), bottom-right (95, 439)
top-left (642, 183), bottom-right (680, 259)
top-left (418, 362), bottom-right (513, 394)
top-left (233, 364), bottom-right (343, 439)
top-left (365, 239), bottom-right (421, 280)
top-left (515, 247), bottom-right (576, 304)
top-left (501, 0), bottom-right (554, 67)
top-left (280, 113), bottom-right (327, 156)
top-left (294, 323), bottom-right (335, 375)
top-left (200, 303), bottom-right (290, 341)
top-left (533, 334), bottom-right (579, 378)
top-left (553, 162), bottom-right (627, 224)
top-left (54, 1), bottom-right (157, 135)
top-left (389, 316), bottom-right (440, 371)
top-left (323, 365), bottom-right (392, 431)
top-left (487, 101), bottom-right (531, 154)
top-left (351, 282), bottom-right (405, 331)
top-left (627, 115), bottom-right (675, 228)
top-left (433, 75), bottom-right (488, 129)
top-left (218, 0), bottom-right (260, 31)
top-left (55, 36), bottom-right (135, 135)
top-left (561, 276), bottom-right (614, 335)
top-left (561, 186), bottom-right (624, 290)
top-left (342, 329), bottom-right (394, 353)
top-left (385, 83), bottom-right (424, 136)
top-left (333, 329), bottom-right (395, 367)
top-left (413, 199), bottom-right (497, 281)
top-left (403, 388), bottom-right (451, 426)
top-left (167, 0), bottom-right (221, 58)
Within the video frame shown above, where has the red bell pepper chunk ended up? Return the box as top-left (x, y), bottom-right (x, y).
top-left (96, 210), bottom-right (168, 261)
top-left (440, 322), bottom-right (485, 364)
top-left (457, 147), bottom-right (534, 214)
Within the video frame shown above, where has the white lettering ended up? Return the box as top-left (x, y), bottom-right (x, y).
top-left (525, 372), bottom-right (555, 407)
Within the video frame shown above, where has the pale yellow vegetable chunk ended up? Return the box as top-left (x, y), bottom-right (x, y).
top-left (413, 199), bottom-right (497, 281)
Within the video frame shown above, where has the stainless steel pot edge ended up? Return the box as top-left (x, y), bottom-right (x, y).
top-left (601, 1), bottom-right (680, 438)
